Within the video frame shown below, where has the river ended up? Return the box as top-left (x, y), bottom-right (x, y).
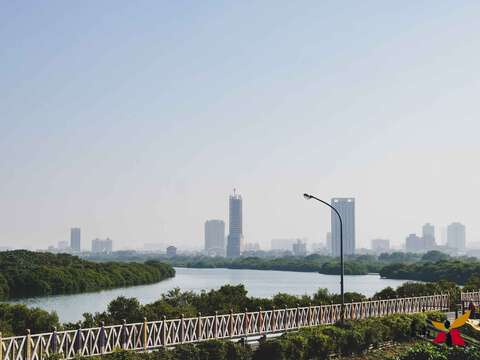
top-left (8, 267), bottom-right (410, 322)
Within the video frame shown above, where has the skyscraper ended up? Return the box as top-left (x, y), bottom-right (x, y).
top-left (422, 223), bottom-right (436, 249)
top-left (331, 198), bottom-right (355, 256)
top-left (70, 228), bottom-right (81, 252)
top-left (226, 190), bottom-right (243, 258)
top-left (205, 220), bottom-right (225, 256)
top-left (447, 222), bottom-right (466, 252)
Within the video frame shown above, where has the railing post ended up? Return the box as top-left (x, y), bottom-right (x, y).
top-left (197, 313), bottom-right (202, 341)
top-left (76, 325), bottom-right (82, 356)
top-left (100, 322), bottom-right (105, 355)
top-left (308, 303), bottom-right (312, 326)
top-left (296, 304), bottom-right (300, 328)
top-left (180, 314), bottom-right (185, 344)
top-left (214, 311), bottom-right (218, 339)
top-left (143, 317), bottom-right (148, 350)
top-left (229, 309), bottom-right (234, 338)
top-left (284, 305), bottom-right (288, 331)
top-left (162, 316), bottom-right (167, 346)
top-left (121, 319), bottom-right (127, 350)
top-left (0, 331), bottom-right (3, 360)
top-left (26, 329), bottom-right (31, 360)
top-left (52, 327), bottom-right (57, 354)
top-left (271, 306), bottom-right (276, 332)
top-left (258, 307), bottom-right (263, 334)
top-left (243, 308), bottom-right (248, 336)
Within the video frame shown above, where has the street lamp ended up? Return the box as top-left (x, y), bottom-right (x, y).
top-left (303, 193), bottom-right (344, 322)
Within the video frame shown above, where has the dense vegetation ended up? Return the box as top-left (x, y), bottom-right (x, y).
top-left (0, 250), bottom-right (175, 299)
top-left (74, 312), bottom-right (447, 360)
top-left (85, 251), bottom-right (427, 275)
top-left (396, 343), bottom-right (480, 360)
top-left (0, 303), bottom-right (59, 336)
top-left (380, 259), bottom-right (480, 285)
top-left (162, 253), bottom-right (416, 275)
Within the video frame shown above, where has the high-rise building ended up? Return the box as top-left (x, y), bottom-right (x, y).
top-left (204, 220), bottom-right (225, 256)
top-left (405, 233), bottom-right (424, 252)
top-left (422, 223), bottom-right (435, 240)
top-left (70, 228), bottom-right (81, 252)
top-left (422, 223), bottom-right (436, 249)
top-left (292, 239), bottom-right (307, 256)
top-left (226, 190), bottom-right (243, 258)
top-left (447, 222), bottom-right (466, 252)
top-left (91, 238), bottom-right (113, 253)
top-left (331, 198), bottom-right (355, 256)
top-left (371, 238), bottom-right (390, 253)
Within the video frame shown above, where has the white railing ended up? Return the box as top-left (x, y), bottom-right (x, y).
top-left (0, 293), bottom-right (451, 360)
top-left (461, 290), bottom-right (480, 303)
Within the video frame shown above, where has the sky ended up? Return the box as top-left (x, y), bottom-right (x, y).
top-left (2, 1), bottom-right (480, 251)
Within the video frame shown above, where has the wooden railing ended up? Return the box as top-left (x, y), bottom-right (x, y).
top-left (0, 293), bottom-right (451, 360)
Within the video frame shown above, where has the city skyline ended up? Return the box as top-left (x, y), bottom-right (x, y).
top-left (3, 2), bottom-right (480, 250)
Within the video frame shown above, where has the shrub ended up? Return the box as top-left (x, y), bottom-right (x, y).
top-left (396, 343), bottom-right (448, 360)
top-left (253, 339), bottom-right (287, 360)
top-left (305, 333), bottom-right (333, 359)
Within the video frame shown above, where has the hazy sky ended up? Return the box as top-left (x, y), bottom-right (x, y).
top-left (2, 1), bottom-right (480, 251)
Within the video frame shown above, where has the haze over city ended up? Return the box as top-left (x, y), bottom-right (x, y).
top-left (2, 1), bottom-right (480, 251)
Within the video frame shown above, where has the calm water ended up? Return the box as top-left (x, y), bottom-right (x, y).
top-left (8, 268), bottom-right (409, 322)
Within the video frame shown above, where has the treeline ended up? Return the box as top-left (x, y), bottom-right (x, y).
top-left (79, 312), bottom-right (446, 360)
top-left (380, 259), bottom-right (480, 285)
top-left (165, 251), bottom-right (453, 276)
top-left (0, 250), bottom-right (175, 299)
top-left (165, 254), bottom-right (387, 275)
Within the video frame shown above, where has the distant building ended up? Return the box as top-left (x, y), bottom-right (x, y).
top-left (70, 228), bottom-right (81, 252)
top-left (371, 239), bottom-right (390, 253)
top-left (326, 232), bottom-right (332, 255)
top-left (447, 222), bottom-right (466, 253)
top-left (226, 190), bottom-right (244, 258)
top-left (204, 220), bottom-right (225, 256)
top-left (422, 223), bottom-right (436, 249)
top-left (166, 245), bottom-right (177, 257)
top-left (91, 238), bottom-right (113, 253)
top-left (244, 242), bottom-right (260, 251)
top-left (271, 238), bottom-right (297, 251)
top-left (405, 233), bottom-right (424, 253)
top-left (57, 241), bottom-right (70, 251)
top-left (310, 242), bottom-right (328, 254)
top-left (144, 243), bottom-right (164, 252)
top-left (271, 238), bottom-right (298, 251)
top-left (331, 198), bottom-right (355, 256)
top-left (292, 239), bottom-right (307, 256)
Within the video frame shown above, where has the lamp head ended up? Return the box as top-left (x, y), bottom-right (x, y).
top-left (303, 193), bottom-right (312, 200)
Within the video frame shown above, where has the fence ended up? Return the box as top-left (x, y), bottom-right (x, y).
top-left (0, 293), bottom-right (451, 360)
top-left (461, 290), bottom-right (480, 312)
top-left (461, 291), bottom-right (480, 304)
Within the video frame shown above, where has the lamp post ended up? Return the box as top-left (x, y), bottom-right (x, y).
top-left (303, 193), bottom-right (344, 323)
